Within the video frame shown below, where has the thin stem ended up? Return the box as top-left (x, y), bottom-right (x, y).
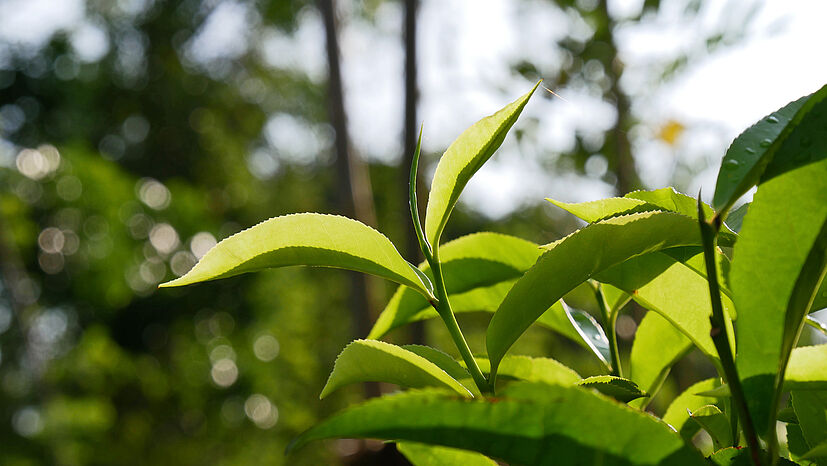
top-left (593, 282), bottom-right (622, 377)
top-left (407, 126), bottom-right (488, 394)
top-left (409, 124), bottom-right (432, 263)
top-left (430, 246), bottom-right (490, 394)
top-left (699, 201), bottom-right (762, 466)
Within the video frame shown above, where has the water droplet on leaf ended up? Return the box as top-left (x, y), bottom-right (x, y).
top-left (760, 139), bottom-right (772, 148)
top-left (766, 116), bottom-right (779, 123)
top-left (723, 159), bottom-right (739, 170)
top-left (745, 147), bottom-right (756, 154)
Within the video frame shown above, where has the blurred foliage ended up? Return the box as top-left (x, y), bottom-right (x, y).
top-left (0, 0), bottom-right (759, 464)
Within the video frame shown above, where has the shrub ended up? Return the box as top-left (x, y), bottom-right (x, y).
top-left (161, 81), bottom-right (827, 465)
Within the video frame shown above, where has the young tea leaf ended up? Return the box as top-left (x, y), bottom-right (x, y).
top-left (486, 211), bottom-right (703, 376)
top-left (663, 378), bottom-right (721, 440)
top-left (470, 355), bottom-right (582, 386)
top-left (424, 82), bottom-right (540, 247)
top-left (396, 442), bottom-right (498, 466)
top-left (289, 382), bottom-right (706, 465)
top-left (160, 213), bottom-right (434, 299)
top-left (689, 405), bottom-right (732, 451)
top-left (319, 340), bottom-right (472, 399)
top-left (369, 232), bottom-right (541, 339)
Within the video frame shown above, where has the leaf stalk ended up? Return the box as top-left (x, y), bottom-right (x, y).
top-left (699, 198), bottom-right (763, 466)
top-left (593, 282), bottom-right (622, 378)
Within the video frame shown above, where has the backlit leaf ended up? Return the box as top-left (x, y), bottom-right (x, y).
top-left (319, 340), bottom-right (472, 399)
top-left (577, 375), bottom-right (647, 403)
top-left (396, 442), bottom-right (497, 466)
top-left (424, 82), bottom-right (540, 247)
top-left (630, 311), bottom-right (692, 403)
top-left (486, 211), bottom-right (703, 375)
top-left (663, 378), bottom-right (720, 440)
top-left (160, 213), bottom-right (433, 299)
top-left (289, 382), bottom-right (706, 465)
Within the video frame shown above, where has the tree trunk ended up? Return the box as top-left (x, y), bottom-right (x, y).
top-left (401, 0), bottom-right (426, 345)
top-left (318, 0), bottom-right (381, 398)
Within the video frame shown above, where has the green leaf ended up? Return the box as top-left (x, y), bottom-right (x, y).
top-left (724, 202), bottom-right (749, 233)
top-left (576, 375), bottom-right (647, 403)
top-left (563, 302), bottom-right (612, 368)
top-left (630, 311), bottom-right (692, 403)
top-left (785, 345), bottom-right (827, 391)
top-left (549, 188), bottom-right (736, 245)
top-left (471, 355), bottom-right (582, 386)
top-left (690, 405), bottom-right (732, 450)
top-left (424, 82), bottom-right (540, 247)
top-left (788, 423), bottom-right (810, 458)
top-left (369, 232), bottom-right (541, 339)
top-left (708, 448), bottom-right (798, 466)
top-left (159, 213), bottom-right (433, 298)
top-left (596, 249), bottom-right (737, 361)
top-left (319, 340), bottom-right (472, 399)
top-left (803, 440), bottom-right (827, 460)
top-left (731, 89), bottom-right (827, 434)
top-left (289, 382), bottom-right (706, 465)
top-left (793, 391), bottom-right (827, 454)
top-left (487, 211), bottom-right (703, 375)
top-left (712, 85), bottom-right (827, 214)
top-left (663, 378), bottom-right (720, 440)
top-left (401, 345), bottom-right (472, 384)
top-left (396, 442), bottom-right (498, 466)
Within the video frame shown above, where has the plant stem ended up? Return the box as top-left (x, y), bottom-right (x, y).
top-left (407, 127), bottom-right (489, 394)
top-left (593, 282), bottom-right (622, 377)
top-left (699, 202), bottom-right (762, 466)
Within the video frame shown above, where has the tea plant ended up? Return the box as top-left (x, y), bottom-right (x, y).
top-left (161, 81), bottom-right (827, 465)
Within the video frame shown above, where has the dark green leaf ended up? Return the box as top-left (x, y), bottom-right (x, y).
top-left (289, 382), bottom-right (706, 465)
top-left (576, 375), bottom-right (647, 403)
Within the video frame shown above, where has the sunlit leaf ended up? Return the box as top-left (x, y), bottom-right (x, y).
top-left (160, 213), bottom-right (434, 299)
top-left (319, 340), bottom-right (472, 399)
top-left (471, 355), bottom-right (581, 386)
top-left (486, 211), bottom-right (703, 375)
top-left (792, 391), bottom-right (827, 460)
top-left (563, 301), bottom-right (612, 368)
top-left (731, 89), bottom-right (827, 434)
top-left (424, 82), bottom-right (540, 247)
top-left (396, 442), bottom-right (498, 466)
top-left (289, 383), bottom-right (706, 465)
top-left (689, 405), bottom-right (731, 450)
top-left (712, 84), bottom-right (827, 214)
top-left (663, 378), bottom-right (720, 440)
top-left (630, 311), bottom-right (692, 404)
top-left (369, 232), bottom-right (541, 339)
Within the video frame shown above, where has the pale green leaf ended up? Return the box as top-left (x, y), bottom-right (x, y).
top-left (424, 82), bottom-right (539, 247)
top-left (689, 405), bottom-right (732, 450)
top-left (369, 232), bottom-right (541, 339)
top-left (401, 345), bottom-right (471, 385)
top-left (803, 440), bottom-right (827, 460)
top-left (486, 211), bottom-right (703, 375)
top-left (712, 85), bottom-right (827, 214)
top-left (396, 442), bottom-right (498, 466)
top-left (596, 250), bottom-right (737, 360)
top-left (160, 213), bottom-right (433, 298)
top-left (731, 89), bottom-right (827, 434)
top-left (471, 355), bottom-right (582, 386)
top-left (630, 311), bottom-right (692, 403)
top-left (786, 345), bottom-right (827, 391)
top-left (577, 375), bottom-right (647, 403)
top-left (663, 378), bottom-right (720, 440)
top-left (289, 382), bottom-right (706, 465)
top-left (319, 340), bottom-right (472, 399)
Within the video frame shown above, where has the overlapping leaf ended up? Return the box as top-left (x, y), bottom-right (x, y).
top-left (424, 82), bottom-right (539, 247)
top-left (369, 232), bottom-right (541, 339)
top-left (731, 89), bottom-right (827, 434)
top-left (662, 378), bottom-right (720, 440)
top-left (160, 213), bottom-right (433, 298)
top-left (471, 355), bottom-right (582, 386)
top-left (577, 375), bottom-right (647, 403)
top-left (289, 382), bottom-right (706, 465)
top-left (712, 84), bottom-right (827, 214)
top-left (319, 340), bottom-right (472, 399)
top-left (487, 211), bottom-right (703, 375)
top-left (630, 311), bottom-right (692, 403)
top-left (397, 442), bottom-right (497, 466)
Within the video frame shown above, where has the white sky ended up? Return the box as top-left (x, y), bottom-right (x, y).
top-left (2, 0), bottom-right (826, 217)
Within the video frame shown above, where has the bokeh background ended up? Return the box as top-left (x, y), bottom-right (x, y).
top-left (1, 0), bottom-right (826, 464)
